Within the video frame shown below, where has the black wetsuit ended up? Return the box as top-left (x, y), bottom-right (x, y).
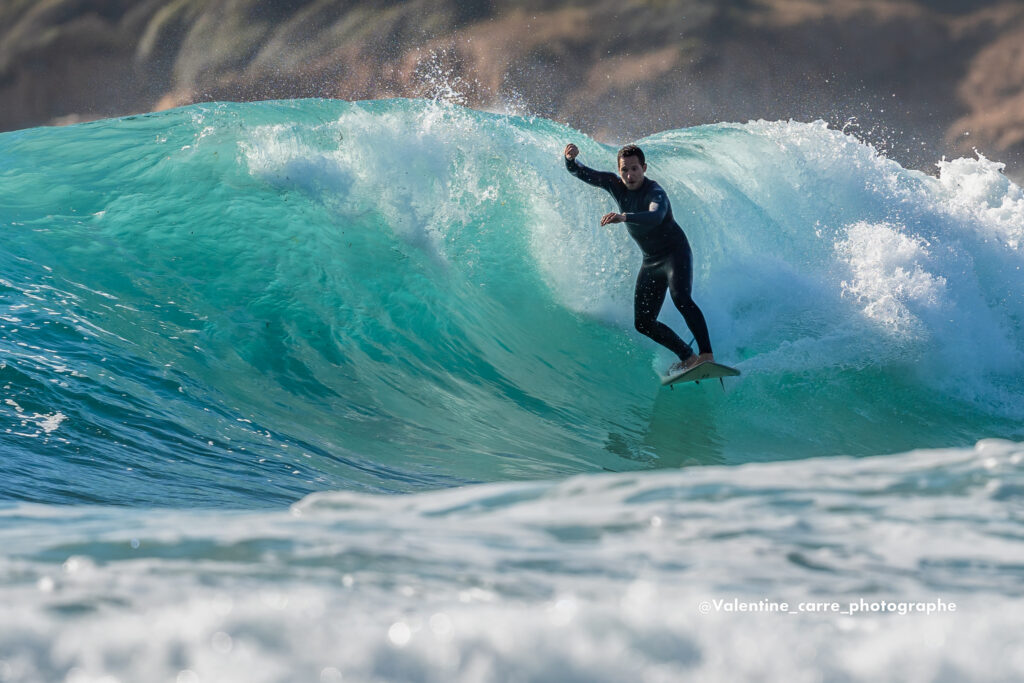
top-left (565, 156), bottom-right (712, 360)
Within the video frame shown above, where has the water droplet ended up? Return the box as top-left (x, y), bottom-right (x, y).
top-left (429, 612), bottom-right (453, 639)
top-left (320, 667), bottom-right (344, 682)
top-left (211, 631), bottom-right (233, 654)
top-left (388, 621), bottom-right (411, 647)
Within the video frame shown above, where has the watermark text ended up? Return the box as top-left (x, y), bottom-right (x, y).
top-left (697, 597), bottom-right (957, 616)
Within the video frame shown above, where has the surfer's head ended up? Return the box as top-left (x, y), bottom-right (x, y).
top-left (617, 145), bottom-right (647, 190)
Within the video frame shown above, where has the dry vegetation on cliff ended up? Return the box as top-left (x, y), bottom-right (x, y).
top-left (2, 0), bottom-right (1023, 175)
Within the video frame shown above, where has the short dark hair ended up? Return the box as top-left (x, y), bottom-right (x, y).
top-left (617, 144), bottom-right (645, 166)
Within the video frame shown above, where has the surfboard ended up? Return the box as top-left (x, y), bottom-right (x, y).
top-left (661, 361), bottom-right (741, 387)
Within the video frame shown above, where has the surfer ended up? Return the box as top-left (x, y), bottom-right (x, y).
top-left (563, 143), bottom-right (714, 373)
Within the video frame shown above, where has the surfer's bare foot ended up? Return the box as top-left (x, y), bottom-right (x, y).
top-left (671, 353), bottom-right (714, 374)
top-left (695, 352), bottom-right (714, 366)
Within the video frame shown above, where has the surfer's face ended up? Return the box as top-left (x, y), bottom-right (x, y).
top-left (618, 155), bottom-right (646, 190)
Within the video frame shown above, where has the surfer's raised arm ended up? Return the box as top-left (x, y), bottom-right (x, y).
top-left (563, 143), bottom-right (619, 191)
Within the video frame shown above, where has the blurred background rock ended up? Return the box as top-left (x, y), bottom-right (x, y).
top-left (3, 0), bottom-right (1022, 178)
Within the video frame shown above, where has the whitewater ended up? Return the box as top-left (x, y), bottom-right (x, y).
top-left (1, 98), bottom-right (1023, 681)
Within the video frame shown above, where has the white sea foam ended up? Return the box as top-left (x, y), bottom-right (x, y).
top-left (1, 440), bottom-right (1022, 682)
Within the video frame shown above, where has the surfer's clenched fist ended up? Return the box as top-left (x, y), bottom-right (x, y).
top-left (564, 143), bottom-right (579, 161)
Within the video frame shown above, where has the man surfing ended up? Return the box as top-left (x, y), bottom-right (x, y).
top-left (563, 143), bottom-right (714, 374)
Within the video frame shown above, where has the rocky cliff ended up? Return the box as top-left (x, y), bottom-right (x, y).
top-left (3, 0), bottom-right (1023, 177)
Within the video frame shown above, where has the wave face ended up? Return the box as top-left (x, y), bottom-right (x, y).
top-left (2, 99), bottom-right (1023, 506)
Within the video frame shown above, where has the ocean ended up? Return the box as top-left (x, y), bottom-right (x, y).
top-left (1, 98), bottom-right (1022, 681)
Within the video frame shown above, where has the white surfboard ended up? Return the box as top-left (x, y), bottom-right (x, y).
top-left (661, 361), bottom-right (741, 387)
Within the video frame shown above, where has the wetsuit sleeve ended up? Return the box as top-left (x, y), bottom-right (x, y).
top-left (623, 186), bottom-right (670, 226)
top-left (564, 156), bottom-right (619, 192)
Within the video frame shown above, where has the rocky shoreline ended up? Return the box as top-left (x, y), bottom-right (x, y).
top-left (3, 0), bottom-right (1023, 178)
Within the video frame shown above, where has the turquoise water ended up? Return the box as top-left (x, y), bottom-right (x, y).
top-left (3, 99), bottom-right (1022, 508)
top-left (2, 99), bottom-right (1023, 681)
